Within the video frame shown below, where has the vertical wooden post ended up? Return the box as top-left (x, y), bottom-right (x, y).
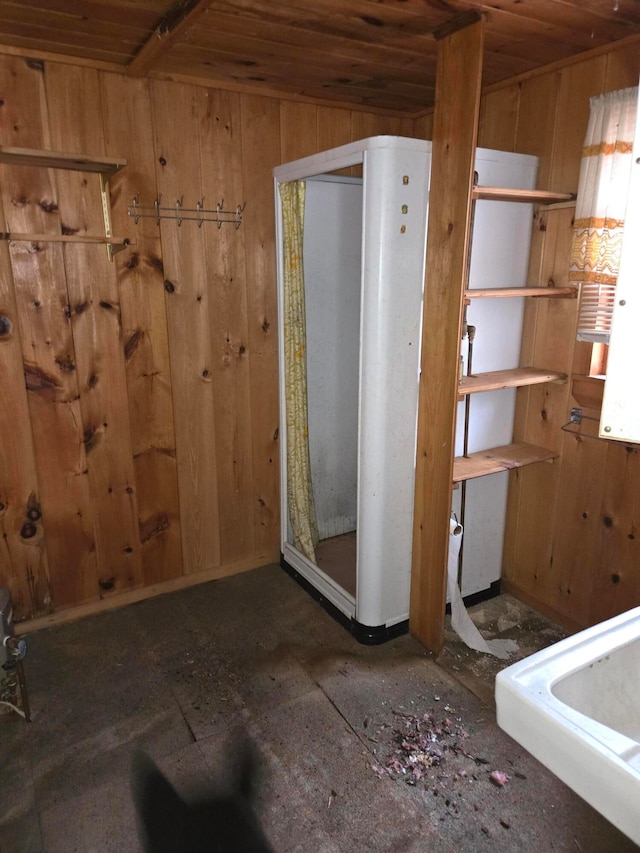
top-left (410, 17), bottom-right (485, 654)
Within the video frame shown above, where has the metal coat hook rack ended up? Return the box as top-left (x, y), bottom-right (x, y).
top-left (128, 194), bottom-right (245, 229)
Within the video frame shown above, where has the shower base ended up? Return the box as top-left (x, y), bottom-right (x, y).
top-left (315, 531), bottom-right (357, 597)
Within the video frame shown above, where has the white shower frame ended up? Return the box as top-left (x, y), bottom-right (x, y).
top-left (274, 136), bottom-right (538, 642)
top-left (274, 136), bottom-right (432, 637)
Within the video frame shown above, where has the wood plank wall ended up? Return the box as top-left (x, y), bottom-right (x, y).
top-left (1, 37), bottom-right (638, 632)
top-left (474, 41), bottom-right (640, 630)
top-left (0, 53), bottom-right (412, 624)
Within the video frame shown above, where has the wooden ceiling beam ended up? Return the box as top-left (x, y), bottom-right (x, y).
top-left (127, 0), bottom-right (215, 78)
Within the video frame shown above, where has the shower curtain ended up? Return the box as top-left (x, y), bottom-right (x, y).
top-left (279, 181), bottom-right (319, 563)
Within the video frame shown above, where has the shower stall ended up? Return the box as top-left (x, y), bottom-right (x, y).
top-left (274, 136), bottom-right (536, 643)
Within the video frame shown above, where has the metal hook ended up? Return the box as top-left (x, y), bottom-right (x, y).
top-left (175, 196), bottom-right (183, 227)
top-left (130, 194), bottom-right (141, 225)
top-left (196, 197), bottom-right (205, 228)
top-left (154, 193), bottom-right (162, 225)
top-left (216, 200), bottom-right (224, 230)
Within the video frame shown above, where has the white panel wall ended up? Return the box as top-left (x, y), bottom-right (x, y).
top-left (303, 178), bottom-right (363, 539)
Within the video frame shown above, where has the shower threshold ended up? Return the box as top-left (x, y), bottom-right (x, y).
top-left (280, 530), bottom-right (409, 645)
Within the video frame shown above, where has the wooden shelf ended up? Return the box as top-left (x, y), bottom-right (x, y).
top-left (472, 186), bottom-right (575, 204)
top-left (0, 232), bottom-right (130, 255)
top-left (459, 367), bottom-right (566, 397)
top-left (0, 146), bottom-right (128, 260)
top-left (0, 146), bottom-right (126, 178)
top-left (453, 442), bottom-right (558, 483)
top-left (465, 286), bottom-right (578, 300)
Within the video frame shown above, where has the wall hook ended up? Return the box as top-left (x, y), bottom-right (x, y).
top-left (130, 193), bottom-right (141, 225)
top-left (196, 197), bottom-right (205, 228)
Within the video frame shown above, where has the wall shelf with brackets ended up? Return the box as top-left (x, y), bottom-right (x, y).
top-left (0, 145), bottom-right (129, 260)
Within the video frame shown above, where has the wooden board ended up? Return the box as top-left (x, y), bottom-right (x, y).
top-left (200, 87), bottom-right (256, 564)
top-left (240, 94), bottom-right (281, 556)
top-left (0, 58), bottom-right (101, 612)
top-left (458, 367), bottom-right (566, 397)
top-left (550, 56), bottom-right (607, 192)
top-left (100, 72), bottom-right (184, 587)
top-left (472, 186), bottom-right (575, 203)
top-left (280, 100), bottom-right (318, 162)
top-left (409, 18), bottom-right (484, 655)
top-left (465, 286), bottom-right (577, 299)
top-left (0, 232), bottom-right (129, 246)
top-left (0, 145), bottom-right (125, 175)
top-left (477, 85), bottom-right (519, 151)
top-left (544, 430), bottom-right (608, 625)
top-left (503, 204), bottom-right (578, 606)
top-left (316, 105), bottom-right (353, 153)
top-left (592, 444), bottom-right (640, 622)
top-left (571, 375), bottom-right (605, 412)
top-left (453, 442), bottom-right (558, 482)
top-left (514, 71), bottom-right (562, 191)
top-left (44, 62), bottom-right (144, 599)
top-left (151, 78), bottom-right (222, 574)
top-left (0, 199), bottom-right (51, 619)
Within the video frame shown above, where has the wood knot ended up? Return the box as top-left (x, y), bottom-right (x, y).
top-left (0, 315), bottom-right (12, 337)
top-left (55, 355), bottom-right (76, 372)
top-left (147, 255), bottom-right (164, 273)
top-left (20, 522), bottom-right (37, 539)
top-left (124, 329), bottom-right (144, 360)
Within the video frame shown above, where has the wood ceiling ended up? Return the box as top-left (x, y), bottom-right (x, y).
top-left (0, 0), bottom-right (638, 114)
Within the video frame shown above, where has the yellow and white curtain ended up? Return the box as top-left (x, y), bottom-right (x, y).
top-left (571, 86), bottom-right (638, 343)
top-left (279, 181), bottom-right (319, 563)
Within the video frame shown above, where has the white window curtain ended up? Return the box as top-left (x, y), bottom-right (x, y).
top-left (571, 86), bottom-right (638, 344)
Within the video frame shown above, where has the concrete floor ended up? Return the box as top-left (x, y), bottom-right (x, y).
top-left (1, 564), bottom-right (636, 852)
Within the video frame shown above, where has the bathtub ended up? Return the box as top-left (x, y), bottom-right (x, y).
top-left (495, 605), bottom-right (640, 844)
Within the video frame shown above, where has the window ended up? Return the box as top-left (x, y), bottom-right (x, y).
top-left (570, 86), bottom-right (638, 365)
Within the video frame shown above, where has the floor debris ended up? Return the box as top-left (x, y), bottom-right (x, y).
top-left (489, 770), bottom-right (510, 787)
top-left (370, 705), bottom-right (477, 791)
